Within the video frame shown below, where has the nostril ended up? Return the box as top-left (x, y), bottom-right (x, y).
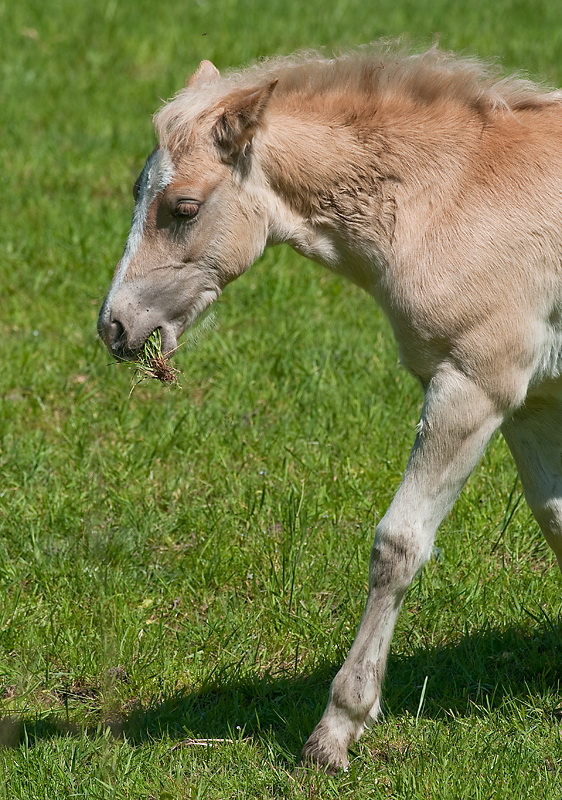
top-left (109, 319), bottom-right (126, 351)
top-left (110, 319), bottom-right (124, 341)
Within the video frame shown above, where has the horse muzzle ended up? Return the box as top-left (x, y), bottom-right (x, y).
top-left (98, 268), bottom-right (219, 361)
top-left (98, 284), bottom-right (180, 361)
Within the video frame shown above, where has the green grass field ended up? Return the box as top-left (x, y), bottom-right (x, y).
top-left (2, 0), bottom-right (562, 797)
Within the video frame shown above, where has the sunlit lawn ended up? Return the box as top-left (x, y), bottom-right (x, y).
top-left (1, 1), bottom-right (561, 797)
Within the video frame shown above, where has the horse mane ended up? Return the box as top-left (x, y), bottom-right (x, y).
top-left (155, 42), bottom-right (562, 144)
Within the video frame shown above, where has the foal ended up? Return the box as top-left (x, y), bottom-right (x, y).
top-left (98, 44), bottom-right (562, 771)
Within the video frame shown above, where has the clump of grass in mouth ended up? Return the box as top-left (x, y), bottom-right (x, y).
top-left (131, 329), bottom-right (180, 388)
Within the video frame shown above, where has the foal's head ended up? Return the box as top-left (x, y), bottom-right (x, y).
top-left (98, 61), bottom-right (277, 359)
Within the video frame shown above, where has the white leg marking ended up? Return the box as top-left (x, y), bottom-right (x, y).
top-left (502, 399), bottom-right (562, 570)
top-left (302, 367), bottom-right (505, 771)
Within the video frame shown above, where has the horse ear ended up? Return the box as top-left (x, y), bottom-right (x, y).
top-left (213, 79), bottom-right (278, 161)
top-left (187, 60), bottom-right (221, 88)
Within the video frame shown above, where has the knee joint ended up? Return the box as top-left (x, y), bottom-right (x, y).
top-left (370, 524), bottom-right (429, 589)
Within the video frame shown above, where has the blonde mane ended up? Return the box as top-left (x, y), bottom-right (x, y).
top-left (155, 42), bottom-right (562, 144)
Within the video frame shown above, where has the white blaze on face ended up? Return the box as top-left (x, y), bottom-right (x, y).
top-left (112, 147), bottom-right (175, 289)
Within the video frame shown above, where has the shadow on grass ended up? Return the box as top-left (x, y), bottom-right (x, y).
top-left (2, 621), bottom-right (561, 755)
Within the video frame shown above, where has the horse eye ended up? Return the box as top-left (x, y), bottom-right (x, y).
top-left (173, 200), bottom-right (200, 220)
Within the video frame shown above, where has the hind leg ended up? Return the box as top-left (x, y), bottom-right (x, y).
top-left (501, 397), bottom-right (562, 570)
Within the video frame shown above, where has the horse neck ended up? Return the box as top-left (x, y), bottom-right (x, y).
top-left (259, 96), bottom-right (482, 257)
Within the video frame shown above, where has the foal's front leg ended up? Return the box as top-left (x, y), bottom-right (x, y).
top-left (302, 367), bottom-right (505, 771)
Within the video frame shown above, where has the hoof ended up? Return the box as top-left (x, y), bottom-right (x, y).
top-left (301, 726), bottom-right (349, 774)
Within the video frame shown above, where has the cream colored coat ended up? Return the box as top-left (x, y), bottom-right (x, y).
top-left (98, 45), bottom-right (562, 771)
